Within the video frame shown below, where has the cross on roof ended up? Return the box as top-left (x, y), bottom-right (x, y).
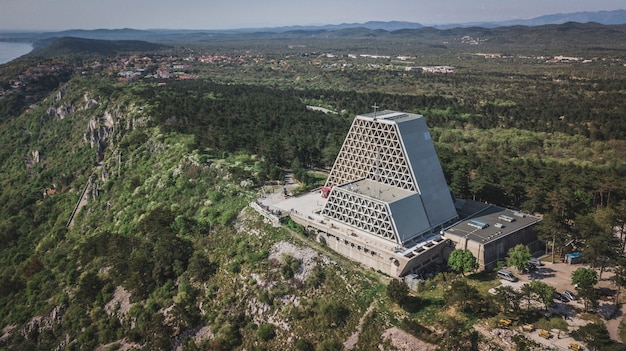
top-left (372, 102), bottom-right (379, 118)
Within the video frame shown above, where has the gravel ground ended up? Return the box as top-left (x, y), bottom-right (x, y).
top-left (497, 259), bottom-right (624, 347)
top-left (104, 286), bottom-right (132, 316)
top-left (381, 327), bottom-right (437, 351)
top-left (269, 241), bottom-right (332, 282)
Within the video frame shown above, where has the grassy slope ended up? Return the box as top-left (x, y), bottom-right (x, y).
top-left (0, 76), bottom-right (396, 350)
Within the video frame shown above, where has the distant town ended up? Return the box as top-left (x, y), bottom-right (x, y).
top-left (2, 38), bottom-right (623, 108)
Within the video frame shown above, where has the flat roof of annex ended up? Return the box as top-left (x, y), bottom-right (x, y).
top-left (444, 202), bottom-right (540, 245)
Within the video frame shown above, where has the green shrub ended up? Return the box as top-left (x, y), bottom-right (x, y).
top-left (318, 300), bottom-right (350, 327)
top-left (315, 339), bottom-right (343, 351)
top-left (294, 338), bottom-right (314, 351)
top-left (256, 323), bottom-right (276, 341)
top-left (387, 279), bottom-right (409, 304)
top-left (281, 254), bottom-right (300, 279)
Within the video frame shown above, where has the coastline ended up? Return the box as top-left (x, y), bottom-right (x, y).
top-left (0, 41), bottom-right (34, 64)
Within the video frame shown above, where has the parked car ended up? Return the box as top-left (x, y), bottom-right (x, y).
top-left (497, 269), bottom-right (518, 282)
top-left (554, 292), bottom-right (568, 302)
top-left (563, 290), bottom-right (576, 301)
top-left (528, 257), bottom-right (543, 266)
top-left (522, 262), bottom-right (537, 273)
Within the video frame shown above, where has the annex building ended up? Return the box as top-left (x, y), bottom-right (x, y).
top-left (444, 199), bottom-right (541, 271)
top-left (271, 109), bottom-right (540, 277)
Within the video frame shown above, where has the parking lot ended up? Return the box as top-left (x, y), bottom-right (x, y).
top-left (500, 259), bottom-right (617, 308)
top-left (495, 258), bottom-right (624, 347)
top-left (517, 259), bottom-right (580, 292)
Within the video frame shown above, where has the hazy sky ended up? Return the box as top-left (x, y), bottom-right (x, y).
top-left (1, 0), bottom-right (625, 31)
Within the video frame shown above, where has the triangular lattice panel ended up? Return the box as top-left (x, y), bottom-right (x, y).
top-left (322, 187), bottom-right (398, 243)
top-left (325, 117), bottom-right (416, 191)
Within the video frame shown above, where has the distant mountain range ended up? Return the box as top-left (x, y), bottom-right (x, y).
top-left (435, 9), bottom-right (626, 28)
top-left (21, 21), bottom-right (626, 58)
top-left (232, 21), bottom-right (425, 33)
top-left (227, 9), bottom-right (626, 32)
top-left (0, 9), bottom-right (625, 44)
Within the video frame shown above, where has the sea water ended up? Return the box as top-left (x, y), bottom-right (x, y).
top-left (0, 42), bottom-right (33, 64)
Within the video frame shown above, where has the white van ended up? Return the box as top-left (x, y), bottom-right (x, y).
top-left (497, 269), bottom-right (518, 282)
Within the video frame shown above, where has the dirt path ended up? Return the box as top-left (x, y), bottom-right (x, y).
top-left (66, 175), bottom-right (93, 227)
top-left (343, 301), bottom-right (376, 350)
top-left (381, 327), bottom-right (437, 351)
top-left (605, 303), bottom-right (625, 343)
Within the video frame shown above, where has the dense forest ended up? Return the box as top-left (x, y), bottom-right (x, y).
top-left (132, 78), bottom-right (625, 211)
top-left (0, 25), bottom-right (625, 350)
